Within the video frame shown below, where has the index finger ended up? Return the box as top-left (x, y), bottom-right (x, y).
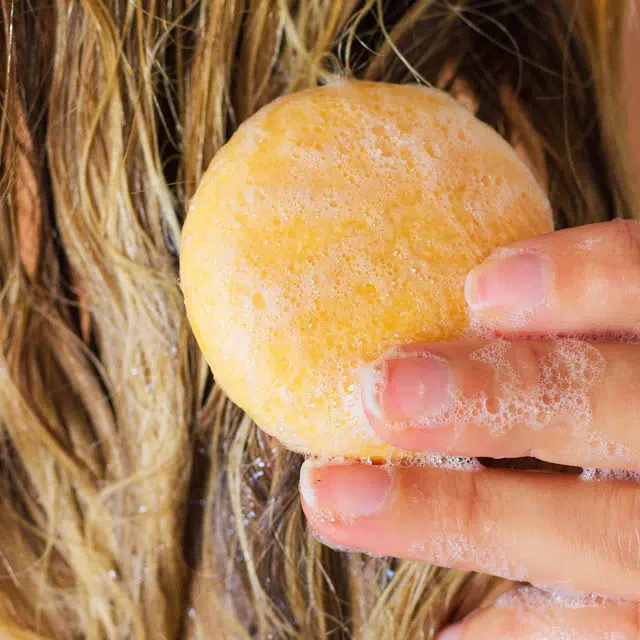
top-left (464, 219), bottom-right (640, 336)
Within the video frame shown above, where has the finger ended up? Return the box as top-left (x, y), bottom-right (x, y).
top-left (360, 338), bottom-right (640, 469)
top-left (299, 462), bottom-right (640, 599)
top-left (437, 587), bottom-right (639, 640)
top-left (464, 219), bottom-right (640, 335)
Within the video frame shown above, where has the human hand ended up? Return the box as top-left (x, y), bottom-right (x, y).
top-left (299, 220), bottom-right (640, 638)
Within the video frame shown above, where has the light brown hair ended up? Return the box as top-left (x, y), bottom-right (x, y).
top-left (0, 0), bottom-right (636, 638)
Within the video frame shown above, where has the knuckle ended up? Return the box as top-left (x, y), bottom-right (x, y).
top-left (625, 488), bottom-right (640, 576)
top-left (608, 484), bottom-right (640, 583)
top-left (506, 340), bottom-right (544, 388)
top-left (424, 470), bottom-right (487, 536)
top-left (454, 472), bottom-right (496, 536)
top-left (489, 340), bottom-right (542, 456)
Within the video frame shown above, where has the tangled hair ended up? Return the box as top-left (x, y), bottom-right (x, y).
top-left (0, 0), bottom-right (636, 638)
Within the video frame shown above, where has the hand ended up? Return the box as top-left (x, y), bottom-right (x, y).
top-left (299, 220), bottom-right (640, 638)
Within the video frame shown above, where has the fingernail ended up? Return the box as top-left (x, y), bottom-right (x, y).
top-left (436, 621), bottom-right (466, 640)
top-left (465, 249), bottom-right (551, 315)
top-left (360, 366), bottom-right (384, 420)
top-left (361, 355), bottom-right (451, 425)
top-left (299, 461), bottom-right (393, 519)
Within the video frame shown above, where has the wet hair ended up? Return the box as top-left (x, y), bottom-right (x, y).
top-left (0, 0), bottom-right (635, 638)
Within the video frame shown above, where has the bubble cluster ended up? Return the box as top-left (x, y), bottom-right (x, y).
top-left (576, 236), bottom-right (602, 251)
top-left (381, 339), bottom-right (607, 457)
top-left (181, 80), bottom-right (553, 458)
top-left (579, 467), bottom-right (640, 483)
top-left (525, 583), bottom-right (629, 605)
top-left (491, 586), bottom-right (630, 640)
top-left (399, 453), bottom-right (481, 472)
top-left (408, 533), bottom-right (527, 581)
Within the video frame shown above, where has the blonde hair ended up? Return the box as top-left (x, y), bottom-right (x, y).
top-left (0, 0), bottom-right (635, 638)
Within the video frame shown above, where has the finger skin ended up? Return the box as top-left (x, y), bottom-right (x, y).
top-left (465, 219), bottom-right (640, 335)
top-left (362, 339), bottom-right (640, 470)
top-left (438, 588), bottom-right (640, 640)
top-left (300, 462), bottom-right (640, 600)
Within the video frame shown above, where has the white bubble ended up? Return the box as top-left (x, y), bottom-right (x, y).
top-left (384, 339), bottom-right (611, 462)
top-left (497, 585), bottom-right (625, 610)
top-left (409, 533), bottom-right (527, 581)
top-left (491, 585), bottom-right (630, 639)
top-left (396, 453), bottom-right (481, 472)
top-left (580, 467), bottom-right (640, 483)
top-left (576, 236), bottom-right (602, 250)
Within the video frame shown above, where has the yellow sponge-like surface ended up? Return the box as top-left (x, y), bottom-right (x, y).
top-left (180, 80), bottom-right (553, 459)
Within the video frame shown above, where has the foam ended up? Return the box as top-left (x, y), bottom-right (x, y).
top-left (498, 585), bottom-right (627, 609)
top-left (579, 467), bottom-right (640, 483)
top-left (490, 586), bottom-right (631, 640)
top-left (576, 236), bottom-right (603, 250)
top-left (528, 582), bottom-right (630, 603)
top-left (396, 453), bottom-right (482, 471)
top-left (304, 449), bottom-right (480, 471)
top-left (380, 339), bottom-right (606, 458)
top-left (408, 533), bottom-right (527, 581)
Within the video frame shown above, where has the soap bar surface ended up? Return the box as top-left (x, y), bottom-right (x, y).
top-left (180, 80), bottom-right (553, 459)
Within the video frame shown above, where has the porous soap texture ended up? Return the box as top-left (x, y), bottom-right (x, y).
top-left (180, 80), bottom-right (553, 459)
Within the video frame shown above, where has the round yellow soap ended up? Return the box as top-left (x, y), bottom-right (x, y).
top-left (180, 80), bottom-right (553, 460)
